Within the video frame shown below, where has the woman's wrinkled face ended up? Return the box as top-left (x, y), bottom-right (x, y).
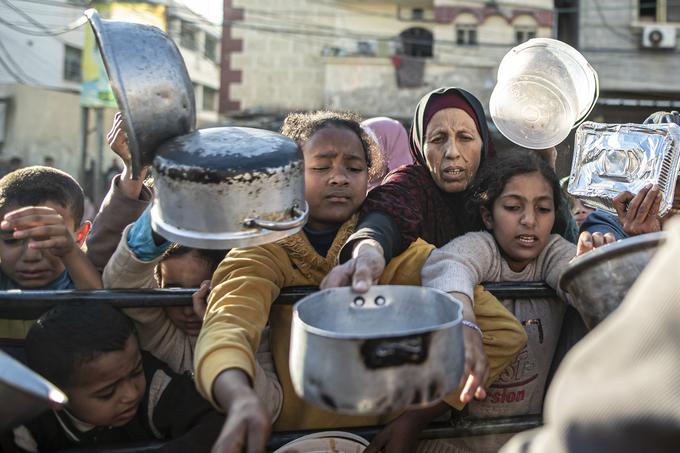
top-left (423, 108), bottom-right (483, 193)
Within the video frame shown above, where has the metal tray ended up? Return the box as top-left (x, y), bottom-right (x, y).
top-left (567, 122), bottom-right (680, 217)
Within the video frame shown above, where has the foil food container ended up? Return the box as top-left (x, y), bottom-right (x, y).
top-left (567, 122), bottom-right (680, 217)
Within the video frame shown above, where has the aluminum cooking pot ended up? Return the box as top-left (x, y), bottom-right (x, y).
top-left (150, 127), bottom-right (308, 249)
top-left (290, 286), bottom-right (465, 415)
top-left (0, 351), bottom-right (67, 430)
top-left (560, 232), bottom-right (666, 330)
top-left (85, 9), bottom-right (196, 177)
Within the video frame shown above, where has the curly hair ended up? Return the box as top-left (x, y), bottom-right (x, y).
top-left (469, 149), bottom-right (567, 235)
top-left (280, 110), bottom-right (384, 182)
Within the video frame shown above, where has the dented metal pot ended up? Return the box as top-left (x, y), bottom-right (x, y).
top-left (150, 127), bottom-right (308, 249)
top-left (289, 286), bottom-right (465, 415)
top-left (85, 9), bottom-right (196, 177)
top-left (560, 232), bottom-right (666, 329)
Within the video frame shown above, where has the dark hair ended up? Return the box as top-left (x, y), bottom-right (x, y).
top-left (0, 166), bottom-right (85, 226)
top-left (154, 245), bottom-right (227, 286)
top-left (280, 110), bottom-right (384, 182)
top-left (25, 302), bottom-right (135, 389)
top-left (470, 150), bottom-right (567, 235)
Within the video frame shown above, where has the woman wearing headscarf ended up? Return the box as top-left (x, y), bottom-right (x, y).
top-left (323, 87), bottom-right (496, 290)
top-left (322, 88), bottom-right (529, 452)
top-left (361, 117), bottom-right (414, 189)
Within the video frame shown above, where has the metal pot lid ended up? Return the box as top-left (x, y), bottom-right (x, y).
top-left (0, 350), bottom-right (67, 430)
top-left (84, 9), bottom-right (196, 177)
top-left (153, 127), bottom-right (303, 183)
top-left (559, 231), bottom-right (666, 292)
top-left (294, 286), bottom-right (463, 340)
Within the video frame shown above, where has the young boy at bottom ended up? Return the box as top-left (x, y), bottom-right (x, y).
top-left (194, 111), bottom-right (528, 452)
top-left (0, 166), bottom-right (101, 340)
top-left (12, 302), bottom-right (222, 452)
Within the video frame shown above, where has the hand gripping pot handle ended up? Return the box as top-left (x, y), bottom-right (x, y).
top-left (243, 202), bottom-right (309, 231)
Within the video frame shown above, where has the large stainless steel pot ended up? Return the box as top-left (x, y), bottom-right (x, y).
top-left (560, 232), bottom-right (666, 329)
top-left (290, 286), bottom-right (465, 415)
top-left (0, 351), bottom-right (67, 430)
top-left (85, 9), bottom-right (196, 177)
top-left (150, 127), bottom-right (308, 249)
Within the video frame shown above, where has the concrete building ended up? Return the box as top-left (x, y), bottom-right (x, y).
top-left (220, 0), bottom-right (554, 119)
top-left (167, 0), bottom-right (222, 126)
top-left (556, 0), bottom-right (680, 123)
top-left (0, 0), bottom-right (89, 180)
top-left (0, 0), bottom-right (221, 197)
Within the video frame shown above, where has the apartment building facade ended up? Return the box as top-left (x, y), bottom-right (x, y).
top-left (220, 0), bottom-right (555, 119)
top-left (0, 0), bottom-right (221, 182)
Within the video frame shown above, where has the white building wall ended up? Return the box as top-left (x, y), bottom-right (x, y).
top-left (0, 0), bottom-right (84, 90)
top-left (167, 2), bottom-right (222, 125)
top-left (0, 0), bottom-right (222, 193)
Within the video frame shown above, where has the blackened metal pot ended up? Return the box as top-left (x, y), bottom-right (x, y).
top-left (85, 9), bottom-right (196, 177)
top-left (289, 286), bottom-right (465, 415)
top-left (150, 127), bottom-right (308, 249)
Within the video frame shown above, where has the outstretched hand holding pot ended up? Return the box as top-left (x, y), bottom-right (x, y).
top-left (320, 239), bottom-right (385, 292)
top-left (452, 292), bottom-right (489, 403)
top-left (321, 240), bottom-right (489, 404)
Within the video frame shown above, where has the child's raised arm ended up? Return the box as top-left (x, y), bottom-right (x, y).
top-left (106, 111), bottom-right (149, 199)
top-left (86, 112), bottom-right (152, 271)
top-left (1, 206), bottom-right (101, 289)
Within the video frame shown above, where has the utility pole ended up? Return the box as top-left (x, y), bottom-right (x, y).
top-left (78, 106), bottom-right (89, 197)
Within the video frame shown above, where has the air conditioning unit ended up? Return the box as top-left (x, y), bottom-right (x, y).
top-left (642, 25), bottom-right (677, 49)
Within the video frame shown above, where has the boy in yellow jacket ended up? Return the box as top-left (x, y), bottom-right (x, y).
top-left (194, 111), bottom-right (527, 452)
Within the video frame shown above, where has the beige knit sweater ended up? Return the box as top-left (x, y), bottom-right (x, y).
top-left (102, 224), bottom-right (282, 420)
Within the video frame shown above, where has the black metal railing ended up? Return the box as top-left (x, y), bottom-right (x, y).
top-left (0, 283), bottom-right (556, 320)
top-left (1, 283), bottom-right (554, 452)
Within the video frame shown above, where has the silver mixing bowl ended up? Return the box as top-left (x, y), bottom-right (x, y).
top-left (85, 9), bottom-right (196, 177)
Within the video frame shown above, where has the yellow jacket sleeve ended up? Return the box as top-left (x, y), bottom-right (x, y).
top-left (444, 286), bottom-right (528, 410)
top-left (379, 238), bottom-right (435, 285)
top-left (194, 244), bottom-right (290, 406)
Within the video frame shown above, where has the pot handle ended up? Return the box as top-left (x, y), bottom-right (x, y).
top-left (361, 333), bottom-right (430, 369)
top-left (243, 202), bottom-right (309, 231)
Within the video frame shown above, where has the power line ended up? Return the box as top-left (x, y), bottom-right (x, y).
top-left (0, 37), bottom-right (41, 84)
top-left (0, 52), bottom-right (27, 84)
top-left (0, 8), bottom-right (524, 52)
top-left (12, 0), bottom-right (680, 27)
top-left (0, 0), bottom-right (86, 36)
top-left (591, 0), bottom-right (639, 44)
top-left (14, 0), bottom-right (85, 8)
